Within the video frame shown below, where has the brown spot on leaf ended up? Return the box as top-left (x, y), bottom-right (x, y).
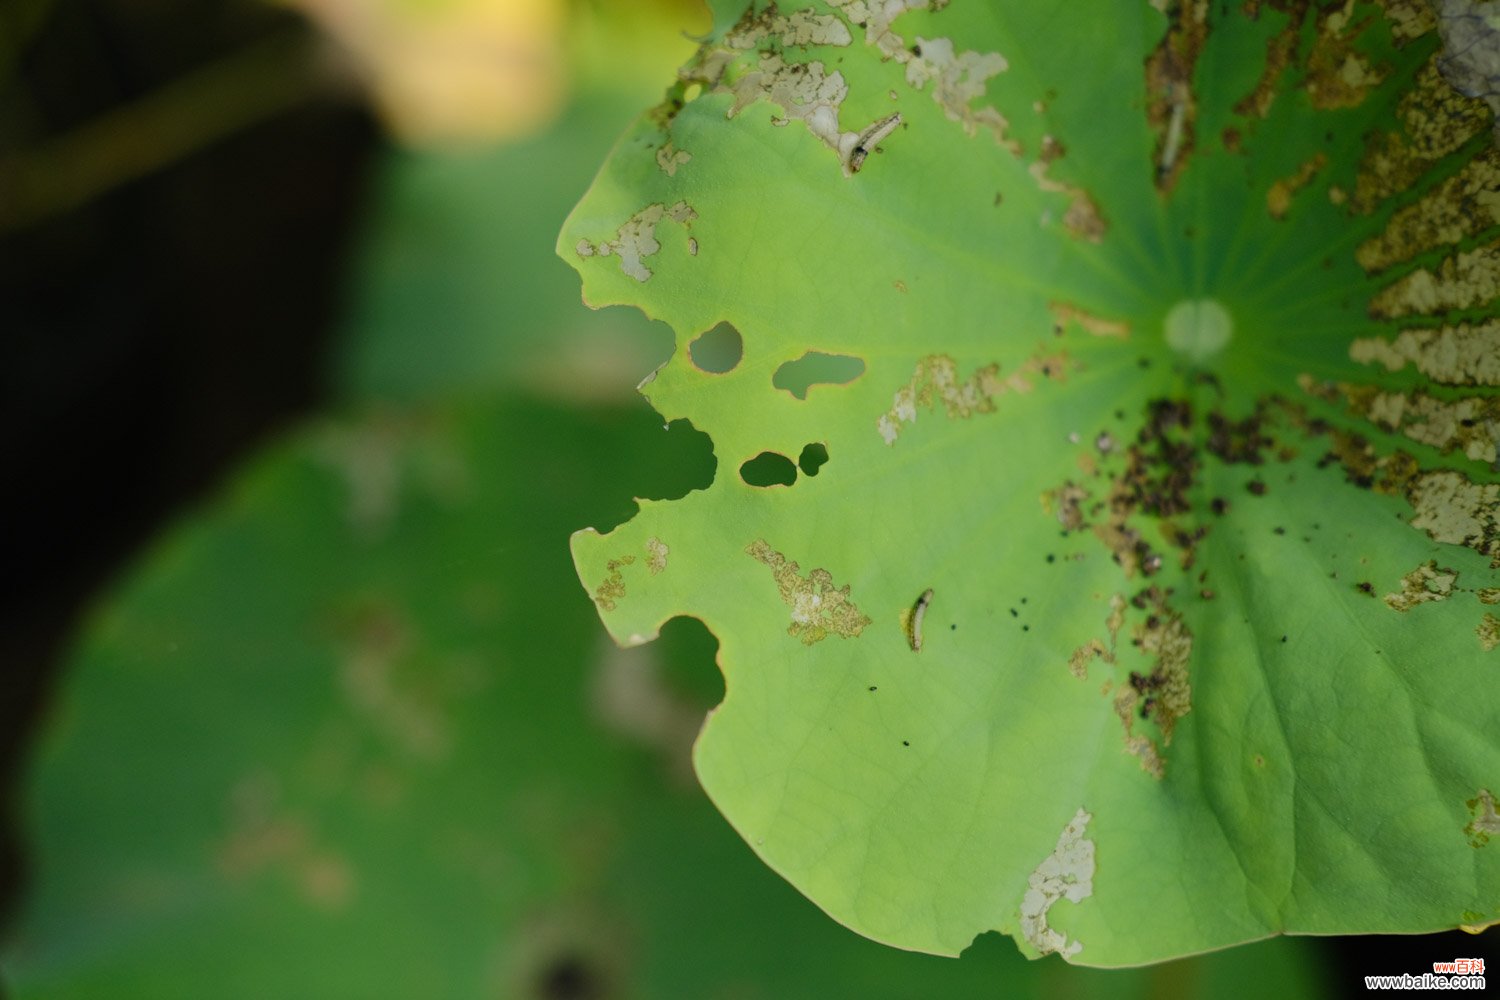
top-left (746, 539), bottom-right (872, 644)
top-left (877, 351), bottom-right (1071, 444)
top-left (1466, 788), bottom-right (1500, 847)
top-left (1352, 58), bottom-right (1490, 213)
top-left (1304, 8), bottom-right (1388, 110)
top-left (1146, 0), bottom-right (1209, 193)
top-left (1130, 598), bottom-right (1194, 746)
top-left (1478, 613), bottom-right (1500, 651)
top-left (1335, 383), bottom-right (1500, 464)
top-left (1356, 149), bottom-right (1500, 272)
top-left (218, 771), bottom-right (356, 910)
top-left (1028, 137), bottom-right (1108, 241)
top-left (1234, 0), bottom-right (1309, 119)
top-left (1069, 593), bottom-right (1126, 679)
top-left (593, 556), bottom-right (636, 612)
top-left (1044, 481), bottom-right (1091, 533)
top-left (1374, 0), bottom-right (1437, 44)
top-left (1351, 321), bottom-right (1500, 385)
top-left (334, 603), bottom-right (454, 761)
top-left (1369, 241), bottom-right (1500, 320)
top-left (645, 537), bottom-right (669, 575)
top-left (575, 202), bottom-right (697, 282)
top-left (1266, 152), bottom-right (1328, 219)
top-left (1409, 470), bottom-right (1500, 565)
top-left (1049, 302), bottom-right (1131, 339)
top-left (1300, 407), bottom-right (1500, 566)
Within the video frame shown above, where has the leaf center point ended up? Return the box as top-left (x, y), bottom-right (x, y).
top-left (1163, 299), bottom-right (1233, 363)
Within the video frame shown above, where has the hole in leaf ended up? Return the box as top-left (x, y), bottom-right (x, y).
top-left (688, 322), bottom-right (742, 373)
top-left (798, 442), bottom-right (829, 477)
top-left (592, 416), bottom-right (716, 534)
top-left (639, 419), bottom-right (716, 500)
top-left (657, 615), bottom-right (725, 709)
top-left (633, 419), bottom-right (720, 500)
top-left (739, 451), bottom-right (797, 488)
top-left (771, 351), bottom-right (866, 399)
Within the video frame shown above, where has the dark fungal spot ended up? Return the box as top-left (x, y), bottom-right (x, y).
top-left (869, 685), bottom-right (877, 691)
top-left (1356, 581), bottom-right (1375, 596)
top-left (902, 740), bottom-right (910, 747)
top-left (1247, 479), bottom-right (1267, 496)
top-left (1205, 408), bottom-right (1272, 464)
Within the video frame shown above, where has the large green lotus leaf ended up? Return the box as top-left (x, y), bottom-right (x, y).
top-left (0, 398), bottom-right (1327, 998)
top-left (562, 0), bottom-right (1500, 967)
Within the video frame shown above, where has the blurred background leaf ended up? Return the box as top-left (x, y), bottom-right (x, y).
top-left (0, 392), bottom-right (1328, 998)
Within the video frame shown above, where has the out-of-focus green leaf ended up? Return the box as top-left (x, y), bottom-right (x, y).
top-left (336, 98), bottom-right (676, 403)
top-left (1, 397), bottom-right (1326, 998)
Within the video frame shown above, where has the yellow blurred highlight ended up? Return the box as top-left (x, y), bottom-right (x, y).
top-left (280, 0), bottom-right (711, 145)
top-left (286, 0), bottom-right (568, 144)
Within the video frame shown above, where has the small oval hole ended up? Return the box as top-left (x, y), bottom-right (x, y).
top-left (772, 352), bottom-right (866, 399)
top-left (739, 452), bottom-right (797, 488)
top-left (798, 443), bottom-right (829, 477)
top-left (689, 323), bottom-right (743, 374)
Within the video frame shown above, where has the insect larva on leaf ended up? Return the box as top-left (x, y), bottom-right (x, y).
top-left (849, 113), bottom-right (902, 174)
top-left (909, 588), bottom-right (934, 652)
